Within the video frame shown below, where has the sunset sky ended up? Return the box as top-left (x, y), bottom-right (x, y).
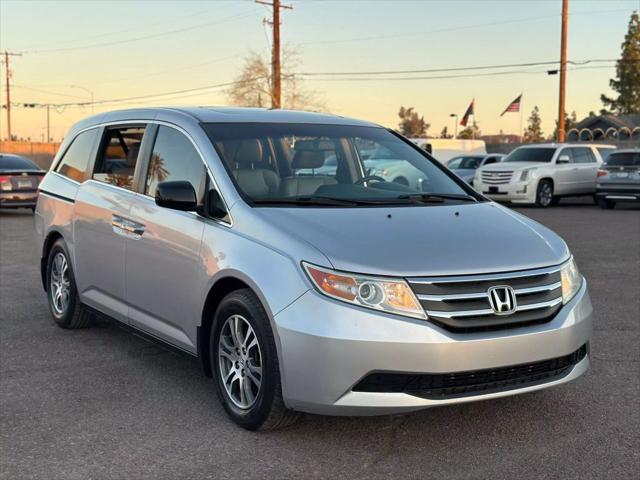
top-left (1, 0), bottom-right (637, 141)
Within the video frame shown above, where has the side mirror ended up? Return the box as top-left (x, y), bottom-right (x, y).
top-left (205, 188), bottom-right (228, 220)
top-left (556, 155), bottom-right (570, 164)
top-left (155, 181), bottom-right (197, 211)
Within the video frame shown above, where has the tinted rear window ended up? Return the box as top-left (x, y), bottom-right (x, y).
top-left (606, 152), bottom-right (640, 166)
top-left (0, 155), bottom-right (40, 171)
top-left (504, 148), bottom-right (556, 163)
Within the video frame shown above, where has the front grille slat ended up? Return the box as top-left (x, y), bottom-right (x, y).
top-left (480, 170), bottom-right (514, 185)
top-left (353, 344), bottom-right (588, 399)
top-left (408, 266), bottom-right (563, 333)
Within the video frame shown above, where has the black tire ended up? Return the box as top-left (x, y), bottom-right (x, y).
top-left (210, 289), bottom-right (300, 431)
top-left (598, 198), bottom-right (616, 209)
top-left (535, 180), bottom-right (555, 208)
top-left (46, 239), bottom-right (90, 329)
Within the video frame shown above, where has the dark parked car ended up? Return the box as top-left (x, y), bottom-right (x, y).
top-left (0, 154), bottom-right (46, 211)
top-left (596, 149), bottom-right (640, 209)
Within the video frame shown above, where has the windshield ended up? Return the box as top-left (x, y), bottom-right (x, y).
top-left (605, 152), bottom-right (640, 166)
top-left (504, 147), bottom-right (556, 163)
top-left (203, 123), bottom-right (476, 206)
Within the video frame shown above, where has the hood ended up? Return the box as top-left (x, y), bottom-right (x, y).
top-left (481, 161), bottom-right (546, 172)
top-left (256, 202), bottom-right (569, 277)
top-left (451, 169), bottom-right (476, 180)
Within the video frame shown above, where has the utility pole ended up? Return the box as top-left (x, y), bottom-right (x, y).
top-left (557, 0), bottom-right (569, 143)
top-left (3, 50), bottom-right (22, 140)
top-left (256, 0), bottom-right (292, 109)
top-left (46, 105), bottom-right (50, 142)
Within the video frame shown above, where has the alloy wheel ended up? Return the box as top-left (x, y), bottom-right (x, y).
top-left (50, 252), bottom-right (70, 315)
top-left (539, 183), bottom-right (553, 207)
top-left (218, 314), bottom-right (263, 409)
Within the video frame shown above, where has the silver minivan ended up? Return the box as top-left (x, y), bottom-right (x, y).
top-left (35, 108), bottom-right (592, 430)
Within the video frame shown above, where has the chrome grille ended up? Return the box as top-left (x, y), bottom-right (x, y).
top-left (408, 265), bottom-right (563, 332)
top-left (481, 170), bottom-right (513, 185)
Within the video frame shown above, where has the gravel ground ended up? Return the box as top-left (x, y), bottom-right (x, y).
top-left (1, 199), bottom-right (639, 480)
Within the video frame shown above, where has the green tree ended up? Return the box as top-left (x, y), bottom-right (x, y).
top-left (552, 110), bottom-right (577, 141)
top-left (601, 11), bottom-right (640, 114)
top-left (439, 125), bottom-right (452, 138)
top-left (523, 106), bottom-right (544, 143)
top-left (398, 107), bottom-right (429, 137)
top-left (458, 121), bottom-right (481, 139)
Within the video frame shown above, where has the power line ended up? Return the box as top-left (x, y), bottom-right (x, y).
top-left (297, 59), bottom-right (618, 77)
top-left (21, 11), bottom-right (257, 53)
top-left (10, 76), bottom-right (268, 108)
top-left (14, 5), bottom-right (235, 51)
top-left (299, 8), bottom-right (631, 46)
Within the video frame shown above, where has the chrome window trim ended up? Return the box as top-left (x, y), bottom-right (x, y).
top-left (66, 119), bottom-right (233, 228)
top-left (409, 265), bottom-right (562, 285)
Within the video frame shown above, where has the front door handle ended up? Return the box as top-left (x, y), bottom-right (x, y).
top-left (112, 214), bottom-right (145, 239)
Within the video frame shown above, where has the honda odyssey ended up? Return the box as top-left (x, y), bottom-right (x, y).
top-left (34, 107), bottom-right (592, 430)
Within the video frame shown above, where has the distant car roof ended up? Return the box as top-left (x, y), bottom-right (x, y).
top-left (515, 143), bottom-right (616, 149)
top-left (608, 148), bottom-right (639, 154)
top-left (0, 153), bottom-right (41, 170)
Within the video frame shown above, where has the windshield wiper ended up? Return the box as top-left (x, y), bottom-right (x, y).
top-left (397, 193), bottom-right (477, 203)
top-left (252, 196), bottom-right (367, 206)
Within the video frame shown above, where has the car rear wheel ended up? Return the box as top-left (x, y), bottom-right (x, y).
top-left (210, 289), bottom-right (300, 430)
top-left (535, 180), bottom-right (554, 208)
top-left (598, 198), bottom-right (616, 209)
top-left (46, 239), bottom-right (90, 328)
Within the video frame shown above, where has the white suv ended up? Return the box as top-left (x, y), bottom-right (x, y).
top-left (475, 143), bottom-right (616, 207)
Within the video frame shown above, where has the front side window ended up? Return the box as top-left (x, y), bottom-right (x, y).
top-left (504, 147), bottom-right (556, 163)
top-left (55, 128), bottom-right (99, 182)
top-left (203, 123), bottom-right (475, 206)
top-left (93, 126), bottom-right (145, 190)
top-left (571, 148), bottom-right (595, 163)
top-left (145, 126), bottom-right (207, 202)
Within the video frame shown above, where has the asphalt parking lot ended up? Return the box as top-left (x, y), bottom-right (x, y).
top-left (1, 199), bottom-right (639, 480)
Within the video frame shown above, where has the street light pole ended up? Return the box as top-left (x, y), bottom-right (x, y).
top-left (449, 113), bottom-right (458, 138)
top-left (70, 85), bottom-right (94, 114)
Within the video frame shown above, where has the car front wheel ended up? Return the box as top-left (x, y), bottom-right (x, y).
top-left (535, 180), bottom-right (555, 208)
top-left (210, 289), bottom-right (300, 430)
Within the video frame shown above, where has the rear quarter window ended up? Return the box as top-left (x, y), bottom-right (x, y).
top-left (55, 128), bottom-right (99, 182)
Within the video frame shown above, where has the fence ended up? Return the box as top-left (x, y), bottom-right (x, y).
top-left (0, 141), bottom-right (61, 169)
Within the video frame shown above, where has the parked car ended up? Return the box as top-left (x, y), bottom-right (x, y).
top-left (35, 108), bottom-right (592, 430)
top-left (595, 149), bottom-right (640, 209)
top-left (475, 143), bottom-right (615, 207)
top-left (0, 153), bottom-right (46, 211)
top-left (447, 154), bottom-right (505, 185)
top-left (410, 138), bottom-right (487, 165)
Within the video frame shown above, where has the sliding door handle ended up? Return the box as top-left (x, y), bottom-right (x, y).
top-left (111, 214), bottom-right (145, 238)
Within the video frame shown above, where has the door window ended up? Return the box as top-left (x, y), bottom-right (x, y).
top-left (144, 126), bottom-right (207, 202)
top-left (93, 126), bottom-right (146, 190)
top-left (557, 148), bottom-right (574, 163)
top-left (571, 148), bottom-right (595, 163)
top-left (55, 128), bottom-right (99, 182)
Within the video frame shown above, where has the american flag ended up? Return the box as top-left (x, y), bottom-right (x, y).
top-left (501, 94), bottom-right (522, 116)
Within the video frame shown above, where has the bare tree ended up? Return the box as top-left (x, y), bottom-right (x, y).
top-left (227, 48), bottom-right (324, 111)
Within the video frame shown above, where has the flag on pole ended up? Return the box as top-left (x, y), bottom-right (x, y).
top-left (500, 94), bottom-right (522, 116)
top-left (460, 98), bottom-right (474, 126)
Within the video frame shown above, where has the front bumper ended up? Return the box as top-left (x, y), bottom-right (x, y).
top-left (0, 190), bottom-right (38, 208)
top-left (475, 179), bottom-right (535, 204)
top-left (274, 280), bottom-right (592, 415)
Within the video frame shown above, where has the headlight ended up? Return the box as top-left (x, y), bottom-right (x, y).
top-left (520, 168), bottom-right (534, 181)
top-left (303, 263), bottom-right (426, 320)
top-left (560, 256), bottom-right (582, 304)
